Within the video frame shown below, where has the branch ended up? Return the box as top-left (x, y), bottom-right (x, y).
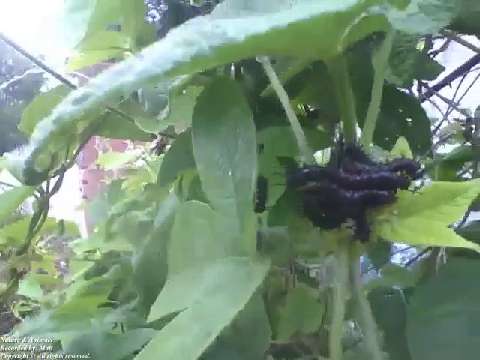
top-left (259, 56), bottom-right (315, 164)
top-left (405, 247), bottom-right (432, 267)
top-left (329, 239), bottom-right (349, 360)
top-left (361, 29), bottom-right (394, 147)
top-left (421, 82), bottom-right (472, 117)
top-left (327, 56), bottom-right (358, 144)
top-left (441, 30), bottom-right (480, 54)
top-left (350, 243), bottom-right (383, 360)
top-left (420, 53), bottom-right (480, 102)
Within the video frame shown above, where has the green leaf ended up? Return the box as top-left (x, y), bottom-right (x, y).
top-left (407, 258), bottom-right (480, 360)
top-left (385, 0), bottom-right (457, 34)
top-left (276, 284), bottom-right (324, 341)
top-left (369, 287), bottom-right (411, 360)
top-left (96, 151), bottom-right (139, 170)
top-left (168, 201), bottom-right (237, 274)
top-left (160, 85), bottom-right (204, 132)
top-left (61, 0), bottom-right (99, 48)
top-left (387, 32), bottom-right (444, 88)
top-left (15, 266), bottom-right (122, 336)
top-left (140, 257), bottom-right (269, 360)
top-left (451, 0), bottom-right (480, 36)
top-left (390, 136), bottom-right (413, 159)
top-left (192, 77), bottom-right (256, 251)
top-left (148, 256), bottom-right (269, 322)
top-left (157, 129), bottom-right (195, 186)
top-left (19, 86), bottom-right (70, 135)
top-left (257, 126), bottom-right (298, 208)
top-left (375, 180), bottom-right (480, 251)
top-left (374, 85), bottom-right (432, 154)
top-left (431, 145), bottom-right (473, 181)
top-left (67, 49), bottom-right (126, 71)
top-left (96, 110), bottom-right (152, 141)
top-left (456, 221), bottom-right (480, 244)
top-left (63, 327), bottom-right (155, 360)
top-left (132, 192), bottom-right (178, 316)
top-left (0, 186), bottom-right (34, 224)
top-left (366, 241), bottom-right (392, 270)
top-left (202, 294), bottom-right (271, 360)
top-left (17, 274), bottom-right (44, 300)
top-left (121, 0), bottom-right (156, 50)
top-left (22, 0), bottom-right (389, 181)
top-left (365, 264), bottom-right (419, 291)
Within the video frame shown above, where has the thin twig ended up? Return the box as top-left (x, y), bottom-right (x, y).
top-left (405, 247), bottom-right (432, 267)
top-left (0, 32), bottom-right (175, 139)
top-left (0, 32), bottom-right (77, 88)
top-left (441, 30), bottom-right (480, 54)
top-left (420, 54), bottom-right (480, 102)
top-left (421, 82), bottom-right (472, 117)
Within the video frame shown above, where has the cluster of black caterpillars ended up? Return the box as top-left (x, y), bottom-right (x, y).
top-left (256, 144), bottom-right (422, 242)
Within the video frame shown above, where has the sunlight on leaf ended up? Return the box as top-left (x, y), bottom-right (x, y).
top-left (375, 180), bottom-right (480, 251)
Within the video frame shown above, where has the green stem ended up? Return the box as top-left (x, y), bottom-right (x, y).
top-left (330, 239), bottom-right (349, 360)
top-left (360, 29), bottom-right (395, 147)
top-left (350, 243), bottom-right (384, 360)
top-left (327, 56), bottom-right (358, 144)
top-left (259, 56), bottom-right (315, 164)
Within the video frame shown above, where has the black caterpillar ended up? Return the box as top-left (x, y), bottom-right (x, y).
top-left (287, 144), bottom-right (422, 242)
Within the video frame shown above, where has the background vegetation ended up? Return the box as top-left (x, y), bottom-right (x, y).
top-left (1, 1), bottom-right (480, 359)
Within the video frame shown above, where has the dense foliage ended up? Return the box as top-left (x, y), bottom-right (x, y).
top-left (1, 0), bottom-right (480, 359)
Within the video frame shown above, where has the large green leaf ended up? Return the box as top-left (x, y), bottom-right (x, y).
top-left (375, 180), bottom-right (480, 251)
top-left (0, 186), bottom-right (34, 225)
top-left (201, 294), bottom-right (271, 360)
top-left (276, 284), bottom-right (325, 341)
top-left (168, 201), bottom-right (237, 274)
top-left (139, 257), bottom-right (269, 360)
top-left (148, 256), bottom-right (269, 321)
top-left (369, 287), bottom-right (411, 360)
top-left (21, 0), bottom-right (389, 183)
top-left (192, 77), bottom-right (257, 252)
top-left (407, 258), bottom-right (480, 360)
top-left (132, 192), bottom-right (178, 316)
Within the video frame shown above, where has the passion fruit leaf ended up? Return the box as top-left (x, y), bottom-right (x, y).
top-left (192, 77), bottom-right (256, 251)
top-left (22, 0), bottom-right (389, 183)
top-left (407, 258), bottom-right (480, 360)
top-left (0, 186), bottom-right (34, 225)
top-left (375, 180), bottom-right (480, 251)
top-left (140, 257), bottom-right (269, 360)
top-left (167, 201), bottom-right (238, 274)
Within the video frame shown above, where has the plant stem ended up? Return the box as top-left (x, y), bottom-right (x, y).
top-left (350, 243), bottom-right (384, 360)
top-left (360, 29), bottom-right (394, 147)
top-left (259, 56), bottom-right (315, 164)
top-left (330, 239), bottom-right (349, 360)
top-left (327, 56), bottom-right (358, 144)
